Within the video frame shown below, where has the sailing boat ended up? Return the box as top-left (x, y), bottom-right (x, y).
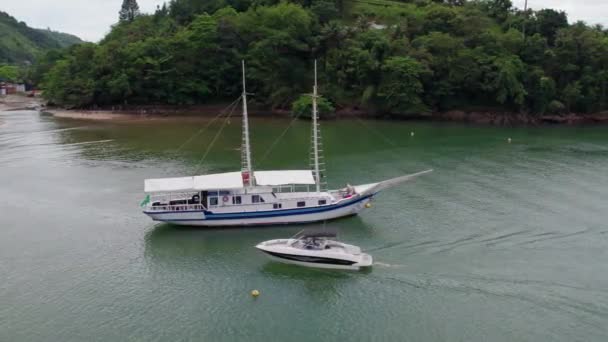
top-left (142, 61), bottom-right (432, 226)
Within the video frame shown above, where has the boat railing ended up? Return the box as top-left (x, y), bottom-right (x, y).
top-left (272, 184), bottom-right (314, 193)
top-left (146, 204), bottom-right (205, 212)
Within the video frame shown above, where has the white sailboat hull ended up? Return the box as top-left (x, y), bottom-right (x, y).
top-left (144, 195), bottom-right (372, 227)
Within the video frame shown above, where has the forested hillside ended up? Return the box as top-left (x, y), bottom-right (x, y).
top-left (0, 11), bottom-right (83, 64)
top-left (39, 0), bottom-right (608, 116)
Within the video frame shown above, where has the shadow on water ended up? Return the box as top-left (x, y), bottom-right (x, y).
top-left (259, 259), bottom-right (372, 279)
top-left (258, 262), bottom-right (371, 301)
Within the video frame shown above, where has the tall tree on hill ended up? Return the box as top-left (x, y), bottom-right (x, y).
top-left (119, 0), bottom-right (141, 22)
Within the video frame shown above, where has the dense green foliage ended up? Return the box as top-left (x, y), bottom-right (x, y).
top-left (292, 95), bottom-right (335, 118)
top-left (0, 64), bottom-right (21, 82)
top-left (0, 11), bottom-right (83, 64)
top-left (39, 0), bottom-right (608, 115)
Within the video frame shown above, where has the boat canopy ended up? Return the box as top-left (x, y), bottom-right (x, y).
top-left (193, 172), bottom-right (244, 190)
top-left (144, 176), bottom-right (195, 193)
top-left (254, 170), bottom-right (315, 186)
top-left (145, 170), bottom-right (316, 193)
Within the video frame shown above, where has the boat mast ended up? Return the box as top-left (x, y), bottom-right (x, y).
top-left (241, 60), bottom-right (254, 186)
top-left (311, 60), bottom-right (323, 193)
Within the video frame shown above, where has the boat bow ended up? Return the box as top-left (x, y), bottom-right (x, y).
top-left (353, 169), bottom-right (433, 197)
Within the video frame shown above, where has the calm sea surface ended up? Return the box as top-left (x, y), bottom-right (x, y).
top-left (2, 110), bottom-right (608, 341)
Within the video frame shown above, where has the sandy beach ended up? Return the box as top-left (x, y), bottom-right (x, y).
top-left (0, 95), bottom-right (42, 112)
top-left (48, 109), bottom-right (147, 121)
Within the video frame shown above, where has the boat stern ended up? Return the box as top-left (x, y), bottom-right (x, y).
top-left (356, 253), bottom-right (373, 268)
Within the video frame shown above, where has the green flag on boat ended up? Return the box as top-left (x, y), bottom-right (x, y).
top-left (140, 194), bottom-right (150, 207)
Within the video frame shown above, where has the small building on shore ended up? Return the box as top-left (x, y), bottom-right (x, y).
top-left (0, 82), bottom-right (27, 95)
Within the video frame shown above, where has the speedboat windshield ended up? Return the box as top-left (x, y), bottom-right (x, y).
top-left (291, 237), bottom-right (328, 250)
top-left (293, 229), bottom-right (337, 239)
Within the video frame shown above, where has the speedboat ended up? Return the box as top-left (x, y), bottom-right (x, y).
top-left (255, 230), bottom-right (373, 270)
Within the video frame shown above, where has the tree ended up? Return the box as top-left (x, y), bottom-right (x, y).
top-left (536, 75), bottom-right (556, 114)
top-left (481, 0), bottom-right (513, 22)
top-left (292, 95), bottom-right (335, 119)
top-left (0, 64), bottom-right (21, 82)
top-left (377, 56), bottom-right (425, 114)
top-left (562, 81), bottom-right (581, 112)
top-left (310, 0), bottom-right (339, 24)
top-left (236, 2), bottom-right (315, 108)
top-left (43, 44), bottom-right (97, 107)
top-left (534, 9), bottom-right (568, 46)
top-left (119, 0), bottom-right (141, 22)
top-left (491, 55), bottom-right (527, 106)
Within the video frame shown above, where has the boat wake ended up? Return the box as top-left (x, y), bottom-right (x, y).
top-left (373, 262), bottom-right (404, 268)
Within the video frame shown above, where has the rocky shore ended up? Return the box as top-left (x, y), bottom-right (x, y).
top-left (46, 107), bottom-right (608, 125)
top-left (7, 97), bottom-right (606, 125)
top-left (436, 110), bottom-right (608, 125)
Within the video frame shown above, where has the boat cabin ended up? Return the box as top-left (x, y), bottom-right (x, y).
top-left (144, 170), bottom-right (338, 212)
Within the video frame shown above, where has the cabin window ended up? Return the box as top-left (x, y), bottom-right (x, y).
top-left (297, 201), bottom-right (306, 207)
top-left (273, 203), bottom-right (282, 209)
top-left (219, 190), bottom-right (231, 196)
top-left (232, 196), bottom-right (242, 205)
top-left (209, 197), bottom-right (218, 206)
top-left (318, 200), bottom-right (327, 205)
top-left (252, 195), bottom-right (265, 203)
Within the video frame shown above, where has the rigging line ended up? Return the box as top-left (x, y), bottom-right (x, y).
top-left (193, 97), bottom-right (241, 173)
top-left (256, 112), bottom-right (304, 166)
top-left (173, 97), bottom-right (242, 155)
top-left (354, 118), bottom-right (400, 148)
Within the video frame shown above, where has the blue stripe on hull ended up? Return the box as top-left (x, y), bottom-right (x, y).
top-left (145, 195), bottom-right (372, 222)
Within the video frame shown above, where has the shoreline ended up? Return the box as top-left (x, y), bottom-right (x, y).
top-left (48, 109), bottom-right (153, 121)
top-left (4, 95), bottom-right (607, 125)
top-left (0, 95), bottom-right (42, 112)
top-left (44, 107), bottom-right (608, 125)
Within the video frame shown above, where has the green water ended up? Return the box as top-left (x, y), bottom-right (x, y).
top-left (2, 111), bottom-right (608, 341)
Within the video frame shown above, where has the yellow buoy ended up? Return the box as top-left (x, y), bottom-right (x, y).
top-left (365, 203), bottom-right (372, 209)
top-left (410, 132), bottom-right (415, 137)
top-left (251, 290), bottom-right (260, 297)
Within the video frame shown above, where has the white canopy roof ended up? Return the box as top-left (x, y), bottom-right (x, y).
top-left (255, 170), bottom-right (315, 186)
top-left (144, 170), bottom-right (316, 193)
top-left (144, 176), bottom-right (194, 193)
top-left (193, 172), bottom-right (243, 190)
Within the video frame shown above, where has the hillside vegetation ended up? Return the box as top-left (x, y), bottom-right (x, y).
top-left (38, 0), bottom-right (608, 117)
top-left (0, 11), bottom-right (83, 64)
